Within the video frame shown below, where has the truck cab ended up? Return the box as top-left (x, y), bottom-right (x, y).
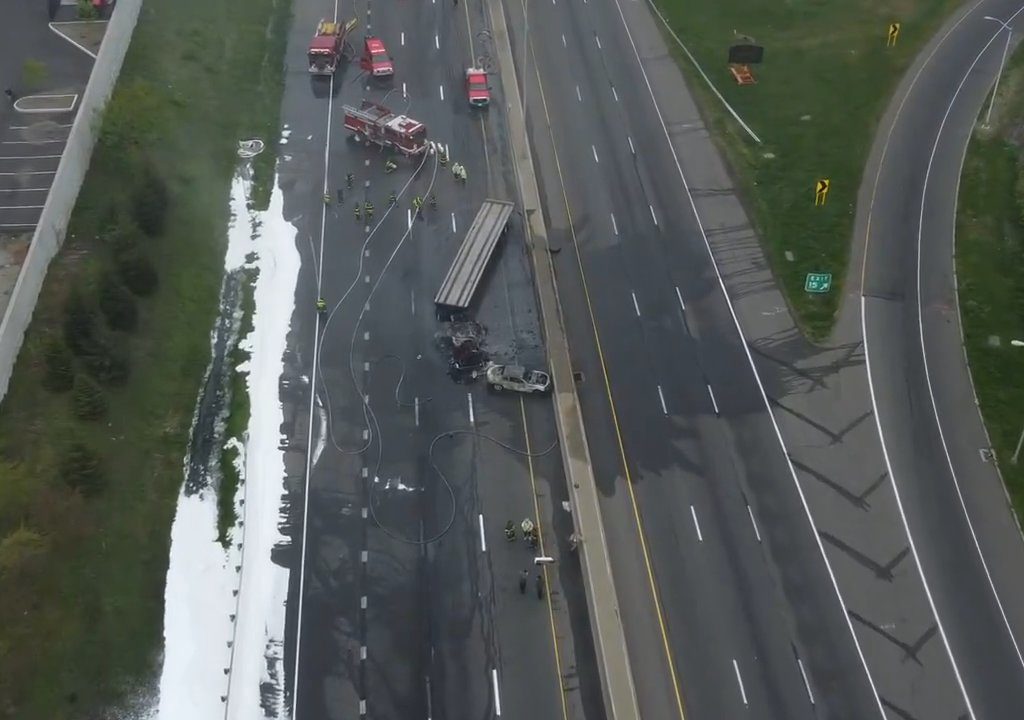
top-left (465, 68), bottom-right (490, 107)
top-left (361, 36), bottom-right (394, 77)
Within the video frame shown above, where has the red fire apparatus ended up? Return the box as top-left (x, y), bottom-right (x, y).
top-left (342, 101), bottom-right (427, 156)
top-left (307, 18), bottom-right (357, 75)
top-left (360, 36), bottom-right (394, 77)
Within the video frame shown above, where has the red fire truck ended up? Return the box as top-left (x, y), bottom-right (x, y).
top-left (307, 18), bottom-right (357, 75)
top-left (360, 36), bottom-right (394, 77)
top-left (342, 101), bottom-right (427, 156)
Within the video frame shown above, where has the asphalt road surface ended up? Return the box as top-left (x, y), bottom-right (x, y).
top-left (500, 0), bottom-right (881, 717)
top-left (859, 0), bottom-right (1024, 716)
top-left (276, 0), bottom-right (605, 718)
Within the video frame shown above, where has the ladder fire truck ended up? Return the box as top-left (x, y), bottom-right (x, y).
top-left (342, 101), bottom-right (428, 156)
top-left (307, 18), bottom-right (357, 75)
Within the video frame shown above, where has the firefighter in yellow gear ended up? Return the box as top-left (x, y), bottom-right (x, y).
top-left (316, 298), bottom-right (327, 313)
top-left (365, 201), bottom-right (374, 219)
top-left (354, 204), bottom-right (362, 220)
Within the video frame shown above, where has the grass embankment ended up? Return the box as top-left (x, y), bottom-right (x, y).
top-left (956, 48), bottom-right (1024, 518)
top-left (655, 0), bottom-right (961, 339)
top-left (0, 0), bottom-right (290, 714)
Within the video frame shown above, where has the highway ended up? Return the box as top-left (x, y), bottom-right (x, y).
top-left (500, 0), bottom-right (882, 718)
top-left (276, 0), bottom-right (605, 717)
top-left (857, 0), bottom-right (1024, 716)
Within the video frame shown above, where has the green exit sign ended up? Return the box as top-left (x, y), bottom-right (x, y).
top-left (804, 272), bottom-right (832, 294)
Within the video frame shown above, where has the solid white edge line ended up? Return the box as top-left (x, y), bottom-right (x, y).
top-left (478, 513), bottom-right (487, 552)
top-left (797, 658), bottom-right (815, 705)
top-left (293, 2), bottom-right (340, 713)
top-left (914, 8), bottom-right (1024, 677)
top-left (706, 384), bottom-right (719, 415)
top-left (611, 212), bottom-right (618, 235)
top-left (689, 505), bottom-right (703, 543)
top-left (606, 0), bottom-right (888, 712)
top-left (631, 291), bottom-right (640, 317)
top-left (746, 505), bottom-right (761, 543)
top-left (732, 659), bottom-right (748, 706)
top-left (468, 392), bottom-right (475, 424)
top-left (492, 668), bottom-right (502, 715)
top-left (657, 385), bottom-right (668, 415)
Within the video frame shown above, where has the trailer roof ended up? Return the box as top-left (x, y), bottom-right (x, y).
top-left (435, 200), bottom-right (514, 309)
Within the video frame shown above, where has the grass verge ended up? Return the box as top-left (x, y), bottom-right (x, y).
top-left (0, 0), bottom-right (290, 715)
top-left (654, 0), bottom-right (961, 339)
top-left (955, 47), bottom-right (1024, 519)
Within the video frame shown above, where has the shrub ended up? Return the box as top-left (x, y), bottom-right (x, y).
top-left (62, 288), bottom-right (98, 356)
top-left (60, 442), bottom-right (104, 497)
top-left (0, 527), bottom-right (49, 577)
top-left (133, 167), bottom-right (169, 237)
top-left (99, 274), bottom-right (138, 332)
top-left (76, 0), bottom-right (98, 20)
top-left (117, 248), bottom-right (159, 297)
top-left (21, 59), bottom-right (48, 90)
top-left (105, 221), bottom-right (144, 257)
top-left (81, 340), bottom-right (130, 387)
top-left (41, 337), bottom-right (75, 392)
top-left (72, 374), bottom-right (107, 420)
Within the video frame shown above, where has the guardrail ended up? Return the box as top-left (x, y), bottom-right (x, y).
top-left (0, 0), bottom-right (143, 402)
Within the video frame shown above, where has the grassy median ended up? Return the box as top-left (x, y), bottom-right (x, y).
top-left (655, 0), bottom-right (961, 339)
top-left (955, 48), bottom-right (1024, 517)
top-left (0, 0), bottom-right (289, 715)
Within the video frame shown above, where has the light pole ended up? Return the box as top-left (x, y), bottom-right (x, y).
top-left (1012, 339), bottom-right (1024, 463)
top-left (982, 16), bottom-right (1015, 128)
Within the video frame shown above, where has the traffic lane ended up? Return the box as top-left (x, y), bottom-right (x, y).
top-left (918, 5), bottom-right (1024, 667)
top-left (864, 300), bottom-right (1024, 719)
top-left (542, 0), bottom-right (884, 712)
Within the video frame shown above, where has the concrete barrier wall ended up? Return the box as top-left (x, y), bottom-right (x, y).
top-left (0, 0), bottom-right (144, 402)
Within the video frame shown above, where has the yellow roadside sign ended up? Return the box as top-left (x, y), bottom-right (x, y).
top-left (887, 22), bottom-right (901, 47)
top-left (815, 179), bottom-right (830, 206)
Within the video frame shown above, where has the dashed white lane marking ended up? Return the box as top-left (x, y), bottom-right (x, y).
top-left (478, 514), bottom-right (487, 552)
top-left (595, 34), bottom-right (601, 49)
top-left (364, 274), bottom-right (370, 284)
top-left (747, 505), bottom-right (762, 543)
top-left (562, 33), bottom-right (566, 47)
top-left (439, 85), bottom-right (445, 100)
top-left (414, 396), bottom-right (420, 426)
top-left (407, 208), bottom-right (413, 228)
top-left (627, 135), bottom-right (635, 155)
top-left (451, 212), bottom-right (457, 232)
top-left (612, 85), bottom-right (619, 102)
top-left (706, 384), bottom-right (719, 415)
top-left (401, 31), bottom-right (405, 45)
top-left (435, 34), bottom-right (440, 49)
top-left (362, 467), bottom-right (369, 478)
top-left (591, 145), bottom-right (599, 163)
top-left (492, 669), bottom-right (502, 716)
top-left (797, 658), bottom-right (814, 704)
top-left (360, 596), bottom-right (368, 609)
top-left (360, 698), bottom-right (367, 716)
top-left (690, 505), bottom-right (703, 542)
top-left (675, 286), bottom-right (685, 313)
top-left (467, 392), bottom-right (475, 424)
top-left (610, 212), bottom-right (618, 235)
top-left (411, 288), bottom-right (416, 315)
top-left (362, 428), bottom-right (369, 440)
top-left (402, 81), bottom-right (407, 98)
top-left (631, 291), bottom-right (640, 317)
top-left (360, 645), bottom-right (367, 660)
top-left (576, 85), bottom-right (582, 102)
top-left (363, 331), bottom-right (370, 341)
top-left (361, 550), bottom-right (368, 563)
top-left (362, 507), bottom-right (368, 519)
top-left (649, 204), bottom-right (658, 226)
top-left (362, 361), bottom-right (369, 372)
top-left (657, 385), bottom-right (668, 415)
top-left (733, 659), bottom-right (748, 706)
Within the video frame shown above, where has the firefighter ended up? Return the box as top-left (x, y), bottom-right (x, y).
top-left (519, 569), bottom-right (529, 594)
top-left (430, 193), bottom-right (437, 209)
top-left (458, 165), bottom-right (468, 182)
top-left (316, 297), bottom-right (327, 313)
top-left (536, 572), bottom-right (545, 600)
top-left (439, 150), bottom-right (448, 167)
top-left (451, 163), bottom-right (461, 179)
top-left (346, 172), bottom-right (355, 188)
top-left (384, 159), bottom-right (397, 174)
top-left (323, 192), bottom-right (331, 205)
top-left (354, 203), bottom-right (362, 221)
top-left (389, 190), bottom-right (397, 206)
top-left (505, 521), bottom-right (516, 542)
top-left (365, 201), bottom-right (374, 219)
top-left (413, 196), bottom-right (424, 211)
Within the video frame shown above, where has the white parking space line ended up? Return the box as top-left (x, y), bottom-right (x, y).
top-left (451, 212), bottom-right (457, 232)
top-left (10, 123), bottom-right (72, 130)
top-left (690, 505), bottom-right (703, 542)
top-left (492, 669), bottom-right (502, 715)
top-left (797, 658), bottom-right (814, 704)
top-left (610, 212), bottom-right (618, 235)
top-left (675, 286), bottom-right (686, 313)
top-left (631, 291), bottom-right (640, 317)
top-left (0, 187), bottom-right (48, 192)
top-left (478, 514), bottom-right (487, 552)
top-left (439, 85), bottom-right (445, 100)
top-left (649, 204), bottom-right (658, 226)
top-left (1, 139), bottom-right (64, 145)
top-left (0, 154), bottom-right (62, 160)
top-left (0, 171), bottom-right (55, 176)
top-left (612, 86), bottom-right (619, 102)
top-left (732, 659), bottom-right (748, 706)
top-left (706, 384), bottom-right (719, 415)
top-left (657, 385), bottom-right (667, 415)
top-left (747, 505), bottom-right (761, 543)
top-left (591, 145), bottom-right (599, 163)
top-left (435, 34), bottom-right (440, 49)
top-left (467, 393), bottom-right (475, 425)
top-left (407, 208), bottom-right (412, 228)
top-left (0, 205), bottom-right (44, 210)
top-left (627, 135), bottom-right (635, 155)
